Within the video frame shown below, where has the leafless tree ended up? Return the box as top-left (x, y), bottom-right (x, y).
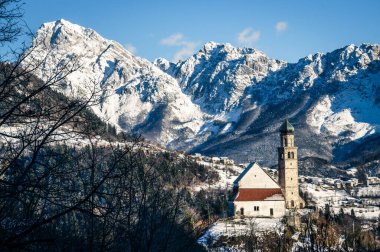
top-left (0, 2), bottom-right (109, 247)
top-left (0, 2), bottom-right (212, 251)
top-left (0, 0), bottom-right (23, 45)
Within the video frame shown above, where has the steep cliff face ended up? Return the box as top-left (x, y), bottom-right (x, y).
top-left (29, 19), bottom-right (205, 144)
top-left (158, 41), bottom-right (286, 114)
top-left (159, 42), bottom-right (380, 170)
top-left (29, 19), bottom-right (380, 173)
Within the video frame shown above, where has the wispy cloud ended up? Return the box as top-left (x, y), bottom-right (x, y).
top-left (125, 43), bottom-right (137, 54)
top-left (237, 28), bottom-right (260, 47)
top-left (172, 42), bottom-right (197, 62)
top-left (275, 21), bottom-right (288, 32)
top-left (160, 33), bottom-right (184, 46)
top-left (160, 33), bottom-right (197, 62)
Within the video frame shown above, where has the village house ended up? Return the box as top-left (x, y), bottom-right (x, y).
top-left (190, 153), bottom-right (203, 162)
top-left (366, 175), bottom-right (380, 186)
top-left (230, 120), bottom-right (304, 218)
top-left (334, 180), bottom-right (343, 189)
top-left (221, 157), bottom-right (234, 165)
top-left (211, 157), bottom-right (221, 164)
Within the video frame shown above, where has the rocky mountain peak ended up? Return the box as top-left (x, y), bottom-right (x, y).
top-left (29, 19), bottom-right (206, 146)
top-left (27, 20), bottom-right (380, 171)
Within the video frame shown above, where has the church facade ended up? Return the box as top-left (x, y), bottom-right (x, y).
top-left (232, 163), bottom-right (286, 218)
top-left (231, 119), bottom-right (304, 218)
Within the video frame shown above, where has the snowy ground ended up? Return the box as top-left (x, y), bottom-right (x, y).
top-left (0, 124), bottom-right (124, 149)
top-left (300, 182), bottom-right (380, 220)
top-left (332, 205), bottom-right (380, 220)
top-left (198, 217), bottom-right (283, 248)
top-left (301, 183), bottom-right (354, 206)
top-left (192, 161), bottom-right (244, 191)
top-left (354, 185), bottom-right (380, 197)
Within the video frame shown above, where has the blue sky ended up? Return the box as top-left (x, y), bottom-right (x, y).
top-left (23, 0), bottom-right (380, 63)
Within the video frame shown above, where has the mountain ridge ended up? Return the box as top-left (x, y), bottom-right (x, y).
top-left (27, 19), bottom-right (380, 175)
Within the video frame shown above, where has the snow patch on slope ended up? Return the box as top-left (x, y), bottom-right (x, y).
top-left (307, 95), bottom-right (376, 141)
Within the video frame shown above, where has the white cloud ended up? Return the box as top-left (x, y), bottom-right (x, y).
top-left (160, 33), bottom-right (184, 46)
top-left (125, 43), bottom-right (137, 54)
top-left (275, 21), bottom-right (288, 32)
top-left (237, 28), bottom-right (260, 47)
top-left (160, 33), bottom-right (197, 62)
top-left (173, 42), bottom-right (197, 62)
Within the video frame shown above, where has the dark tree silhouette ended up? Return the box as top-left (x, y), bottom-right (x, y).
top-left (0, 2), bottom-right (209, 251)
top-left (0, 0), bottom-right (23, 45)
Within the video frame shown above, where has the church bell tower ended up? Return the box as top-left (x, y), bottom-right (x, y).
top-left (278, 119), bottom-right (304, 209)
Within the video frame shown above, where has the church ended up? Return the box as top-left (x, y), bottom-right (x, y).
top-left (230, 119), bottom-right (305, 218)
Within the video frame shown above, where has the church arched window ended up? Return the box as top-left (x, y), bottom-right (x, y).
top-left (291, 200), bottom-right (295, 207)
top-left (291, 152), bottom-right (294, 159)
top-left (288, 152), bottom-right (291, 159)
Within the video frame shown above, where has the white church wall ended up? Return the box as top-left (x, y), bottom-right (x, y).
top-left (238, 164), bottom-right (280, 189)
top-left (234, 200), bottom-right (285, 218)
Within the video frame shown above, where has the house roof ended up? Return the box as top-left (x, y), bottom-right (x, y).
top-left (234, 188), bottom-right (283, 201)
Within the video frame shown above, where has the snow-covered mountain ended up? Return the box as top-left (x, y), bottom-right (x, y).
top-left (29, 19), bottom-right (205, 145)
top-left (157, 41), bottom-right (380, 169)
top-left (155, 42), bottom-right (286, 114)
top-left (29, 19), bottom-right (380, 174)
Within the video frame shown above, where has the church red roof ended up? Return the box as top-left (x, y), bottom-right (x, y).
top-left (234, 188), bottom-right (283, 201)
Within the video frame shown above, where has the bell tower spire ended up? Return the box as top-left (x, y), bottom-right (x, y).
top-left (278, 119), bottom-right (304, 209)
